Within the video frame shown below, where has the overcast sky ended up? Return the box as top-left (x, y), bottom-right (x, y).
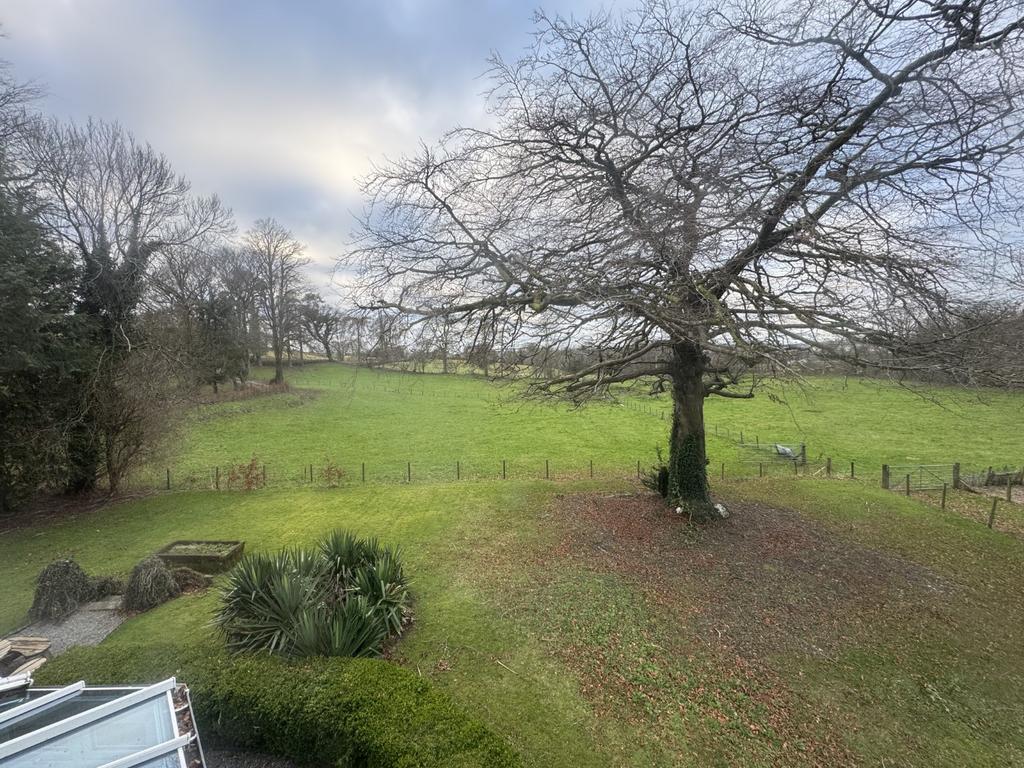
top-left (0, 0), bottom-right (600, 293)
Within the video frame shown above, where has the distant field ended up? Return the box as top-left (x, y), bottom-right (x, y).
top-left (139, 363), bottom-right (1022, 489)
top-left (699, 375), bottom-right (1022, 475)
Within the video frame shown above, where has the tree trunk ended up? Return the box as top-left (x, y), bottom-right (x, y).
top-left (667, 341), bottom-right (712, 517)
top-left (272, 337), bottom-right (285, 384)
top-left (104, 429), bottom-right (121, 496)
top-left (65, 414), bottom-right (99, 494)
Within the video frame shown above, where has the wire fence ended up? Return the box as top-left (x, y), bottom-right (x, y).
top-left (123, 457), bottom-right (658, 492)
top-left (119, 451), bottom-right (854, 495)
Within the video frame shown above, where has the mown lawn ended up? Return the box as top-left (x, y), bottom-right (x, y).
top-left (10, 476), bottom-right (1024, 766)
top-left (5, 364), bottom-right (1024, 766)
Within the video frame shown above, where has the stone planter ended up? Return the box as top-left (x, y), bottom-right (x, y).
top-left (156, 540), bottom-right (244, 574)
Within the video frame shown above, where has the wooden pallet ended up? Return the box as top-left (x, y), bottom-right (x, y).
top-left (1, 636), bottom-right (50, 679)
top-left (7, 637), bottom-right (50, 657)
top-left (9, 657), bottom-right (46, 676)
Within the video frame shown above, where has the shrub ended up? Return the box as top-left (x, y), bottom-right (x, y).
top-left (227, 456), bottom-right (264, 490)
top-left (318, 457), bottom-right (345, 487)
top-left (216, 530), bottom-right (410, 659)
top-left (29, 559), bottom-right (92, 620)
top-left (35, 643), bottom-right (521, 768)
top-left (172, 566), bottom-right (213, 592)
top-left (123, 556), bottom-right (180, 612)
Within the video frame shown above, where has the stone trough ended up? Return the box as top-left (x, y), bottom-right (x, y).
top-left (156, 540), bottom-right (245, 573)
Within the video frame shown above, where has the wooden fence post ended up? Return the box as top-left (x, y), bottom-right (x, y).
top-left (361, 462), bottom-right (365, 483)
top-left (905, 473), bottom-right (911, 497)
top-left (941, 482), bottom-right (947, 511)
top-left (309, 463), bottom-right (313, 484)
top-left (988, 497), bottom-right (998, 529)
top-left (721, 462), bottom-right (725, 480)
top-left (407, 462), bottom-right (411, 482)
top-left (1007, 478), bottom-right (1013, 502)
top-left (850, 461), bottom-right (855, 479)
top-left (456, 461), bottom-right (460, 481)
top-left (952, 462), bottom-right (961, 490)
top-left (826, 457), bottom-right (832, 477)
top-left (166, 468), bottom-right (171, 491)
top-left (636, 459), bottom-right (641, 478)
top-left (590, 459), bottom-right (594, 478)
top-left (881, 464), bottom-right (890, 489)
top-left (546, 459), bottom-right (550, 480)
top-left (759, 462), bottom-right (763, 477)
top-left (502, 459), bottom-right (506, 480)
top-left (215, 466), bottom-right (220, 491)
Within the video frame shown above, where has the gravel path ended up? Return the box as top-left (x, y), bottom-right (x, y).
top-left (22, 596), bottom-right (126, 655)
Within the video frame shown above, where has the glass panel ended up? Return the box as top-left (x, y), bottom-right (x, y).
top-left (4, 696), bottom-right (176, 768)
top-left (0, 690), bottom-right (126, 742)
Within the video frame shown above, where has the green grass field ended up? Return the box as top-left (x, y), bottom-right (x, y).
top-left (4, 363), bottom-right (1024, 767)
top-left (135, 363), bottom-right (1021, 490)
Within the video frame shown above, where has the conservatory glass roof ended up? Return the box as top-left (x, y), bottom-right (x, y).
top-left (0, 678), bottom-right (193, 768)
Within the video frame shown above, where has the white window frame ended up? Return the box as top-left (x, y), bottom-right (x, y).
top-left (95, 735), bottom-right (190, 768)
top-left (0, 681), bottom-right (86, 726)
top-left (0, 677), bottom-right (177, 760)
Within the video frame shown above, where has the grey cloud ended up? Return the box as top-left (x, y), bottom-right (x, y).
top-left (0, 0), bottom-right (601, 290)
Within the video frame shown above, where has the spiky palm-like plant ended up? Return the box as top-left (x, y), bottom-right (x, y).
top-left (216, 530), bottom-right (410, 659)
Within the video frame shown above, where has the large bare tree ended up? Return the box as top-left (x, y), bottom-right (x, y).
top-left (354, 0), bottom-right (1024, 517)
top-left (246, 218), bottom-right (308, 383)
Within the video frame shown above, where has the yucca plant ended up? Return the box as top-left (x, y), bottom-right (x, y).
top-left (217, 550), bottom-right (324, 654)
top-left (216, 530), bottom-right (411, 659)
top-left (352, 550), bottom-right (409, 636)
top-left (287, 597), bottom-right (388, 658)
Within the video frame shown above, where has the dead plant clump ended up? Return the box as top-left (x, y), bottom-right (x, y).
top-left (29, 559), bottom-right (126, 621)
top-left (123, 556), bottom-right (181, 612)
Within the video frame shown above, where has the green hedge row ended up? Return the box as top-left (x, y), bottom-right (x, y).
top-left (36, 643), bottom-right (520, 768)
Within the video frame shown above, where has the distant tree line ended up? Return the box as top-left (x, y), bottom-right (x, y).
top-left (0, 62), bottom-right (354, 510)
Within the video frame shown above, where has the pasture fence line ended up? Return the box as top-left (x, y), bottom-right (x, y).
top-left (126, 456), bottom-right (659, 494)
top-left (126, 451), bottom-right (847, 496)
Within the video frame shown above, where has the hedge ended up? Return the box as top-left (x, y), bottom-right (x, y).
top-left (35, 643), bottom-right (521, 768)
